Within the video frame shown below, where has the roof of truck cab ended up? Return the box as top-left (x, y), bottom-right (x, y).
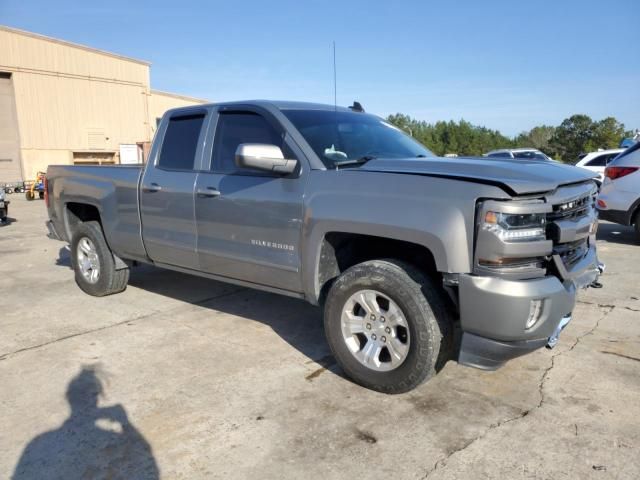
top-left (207, 100), bottom-right (355, 112)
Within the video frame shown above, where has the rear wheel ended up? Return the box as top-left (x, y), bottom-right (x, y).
top-left (634, 210), bottom-right (640, 243)
top-left (70, 221), bottom-right (129, 296)
top-left (324, 259), bottom-right (452, 394)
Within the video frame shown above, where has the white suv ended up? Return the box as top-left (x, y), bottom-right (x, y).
top-left (597, 142), bottom-right (640, 241)
top-left (575, 148), bottom-right (624, 185)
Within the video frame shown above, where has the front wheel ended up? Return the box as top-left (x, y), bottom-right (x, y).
top-left (70, 221), bottom-right (129, 296)
top-left (324, 259), bottom-right (452, 394)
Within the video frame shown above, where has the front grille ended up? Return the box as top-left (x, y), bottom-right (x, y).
top-left (548, 192), bottom-right (596, 222)
top-left (548, 186), bottom-right (596, 271)
top-left (554, 239), bottom-right (588, 268)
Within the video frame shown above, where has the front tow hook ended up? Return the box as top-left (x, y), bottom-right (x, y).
top-left (547, 314), bottom-right (572, 349)
top-left (590, 261), bottom-right (606, 288)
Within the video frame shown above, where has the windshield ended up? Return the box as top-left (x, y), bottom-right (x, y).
top-left (282, 109), bottom-right (434, 168)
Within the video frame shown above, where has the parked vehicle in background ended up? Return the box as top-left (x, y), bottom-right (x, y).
top-left (484, 148), bottom-right (555, 162)
top-left (25, 172), bottom-right (46, 201)
top-left (597, 142), bottom-right (640, 242)
top-left (619, 130), bottom-right (639, 149)
top-left (45, 100), bottom-right (603, 393)
top-left (0, 187), bottom-right (9, 225)
top-left (575, 148), bottom-right (625, 185)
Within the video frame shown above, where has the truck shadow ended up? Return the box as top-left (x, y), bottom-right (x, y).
top-left (55, 246), bottom-right (336, 377)
top-left (0, 216), bottom-right (18, 226)
top-left (11, 365), bottom-right (159, 479)
top-left (126, 264), bottom-right (343, 380)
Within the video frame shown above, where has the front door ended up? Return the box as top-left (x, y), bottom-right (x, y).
top-left (195, 110), bottom-right (306, 292)
top-left (140, 111), bottom-right (208, 269)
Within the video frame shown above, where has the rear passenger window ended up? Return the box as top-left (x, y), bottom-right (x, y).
top-left (212, 112), bottom-right (284, 174)
top-left (158, 114), bottom-right (205, 170)
top-left (586, 155), bottom-right (607, 167)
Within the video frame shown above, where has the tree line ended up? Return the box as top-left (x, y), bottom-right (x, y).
top-left (386, 113), bottom-right (635, 163)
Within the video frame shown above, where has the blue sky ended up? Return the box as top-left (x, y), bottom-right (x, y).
top-left (2, 0), bottom-right (638, 135)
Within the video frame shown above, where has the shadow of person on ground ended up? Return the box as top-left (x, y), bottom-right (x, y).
top-left (12, 365), bottom-right (159, 480)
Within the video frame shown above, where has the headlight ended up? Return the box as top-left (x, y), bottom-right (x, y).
top-left (482, 211), bottom-right (546, 242)
top-left (475, 200), bottom-right (553, 279)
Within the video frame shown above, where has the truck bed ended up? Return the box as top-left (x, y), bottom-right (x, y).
top-left (46, 164), bottom-right (147, 261)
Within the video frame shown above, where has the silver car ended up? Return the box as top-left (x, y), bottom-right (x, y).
top-left (485, 148), bottom-right (555, 161)
top-left (597, 142), bottom-right (640, 241)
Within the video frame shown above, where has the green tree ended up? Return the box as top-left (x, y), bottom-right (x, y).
top-left (548, 114), bottom-right (594, 162)
top-left (515, 125), bottom-right (555, 153)
top-left (386, 112), bottom-right (631, 162)
top-left (386, 114), bottom-right (513, 156)
top-left (589, 117), bottom-right (626, 151)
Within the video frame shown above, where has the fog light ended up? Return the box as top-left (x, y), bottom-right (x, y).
top-left (526, 299), bottom-right (545, 329)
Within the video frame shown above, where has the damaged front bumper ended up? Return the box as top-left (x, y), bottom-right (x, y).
top-left (457, 245), bottom-right (603, 370)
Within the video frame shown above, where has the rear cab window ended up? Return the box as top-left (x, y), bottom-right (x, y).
top-left (158, 114), bottom-right (206, 170)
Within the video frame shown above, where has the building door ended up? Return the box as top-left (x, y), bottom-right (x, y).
top-left (0, 73), bottom-right (23, 182)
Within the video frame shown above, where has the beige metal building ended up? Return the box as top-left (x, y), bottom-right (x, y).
top-left (0, 25), bottom-right (207, 182)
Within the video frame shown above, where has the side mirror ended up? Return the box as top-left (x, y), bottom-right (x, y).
top-left (235, 144), bottom-right (298, 174)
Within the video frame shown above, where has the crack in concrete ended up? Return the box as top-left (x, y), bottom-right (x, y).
top-left (600, 351), bottom-right (640, 363)
top-left (579, 300), bottom-right (640, 312)
top-left (422, 305), bottom-right (615, 479)
top-left (0, 289), bottom-right (245, 361)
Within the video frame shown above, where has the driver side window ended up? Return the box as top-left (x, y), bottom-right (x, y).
top-left (212, 112), bottom-right (286, 174)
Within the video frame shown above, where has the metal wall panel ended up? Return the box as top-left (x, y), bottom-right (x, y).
top-left (0, 26), bottom-right (206, 178)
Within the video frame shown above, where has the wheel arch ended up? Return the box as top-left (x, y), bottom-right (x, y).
top-left (65, 203), bottom-right (128, 270)
top-left (307, 230), bottom-right (443, 305)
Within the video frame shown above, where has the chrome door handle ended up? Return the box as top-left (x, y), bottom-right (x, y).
top-left (196, 187), bottom-right (221, 198)
top-left (143, 183), bottom-right (162, 193)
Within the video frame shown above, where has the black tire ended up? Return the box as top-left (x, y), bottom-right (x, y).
top-left (324, 259), bottom-right (452, 394)
top-left (634, 210), bottom-right (640, 243)
top-left (70, 221), bottom-right (129, 296)
top-left (25, 191), bottom-right (34, 201)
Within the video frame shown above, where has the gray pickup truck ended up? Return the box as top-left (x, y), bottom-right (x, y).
top-left (46, 101), bottom-right (603, 393)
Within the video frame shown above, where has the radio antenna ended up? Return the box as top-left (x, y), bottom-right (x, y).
top-left (333, 41), bottom-right (337, 111)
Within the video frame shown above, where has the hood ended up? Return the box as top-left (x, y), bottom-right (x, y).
top-left (359, 157), bottom-right (597, 195)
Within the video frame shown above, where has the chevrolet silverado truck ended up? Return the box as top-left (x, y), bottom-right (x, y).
top-left (45, 101), bottom-right (604, 393)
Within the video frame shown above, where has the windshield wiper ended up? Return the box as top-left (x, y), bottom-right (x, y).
top-left (333, 155), bottom-right (377, 169)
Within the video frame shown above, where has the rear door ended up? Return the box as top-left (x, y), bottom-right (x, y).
top-left (140, 109), bottom-right (209, 269)
top-left (194, 107), bottom-right (306, 292)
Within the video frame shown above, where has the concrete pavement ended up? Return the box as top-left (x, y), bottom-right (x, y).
top-left (1, 196), bottom-right (638, 479)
